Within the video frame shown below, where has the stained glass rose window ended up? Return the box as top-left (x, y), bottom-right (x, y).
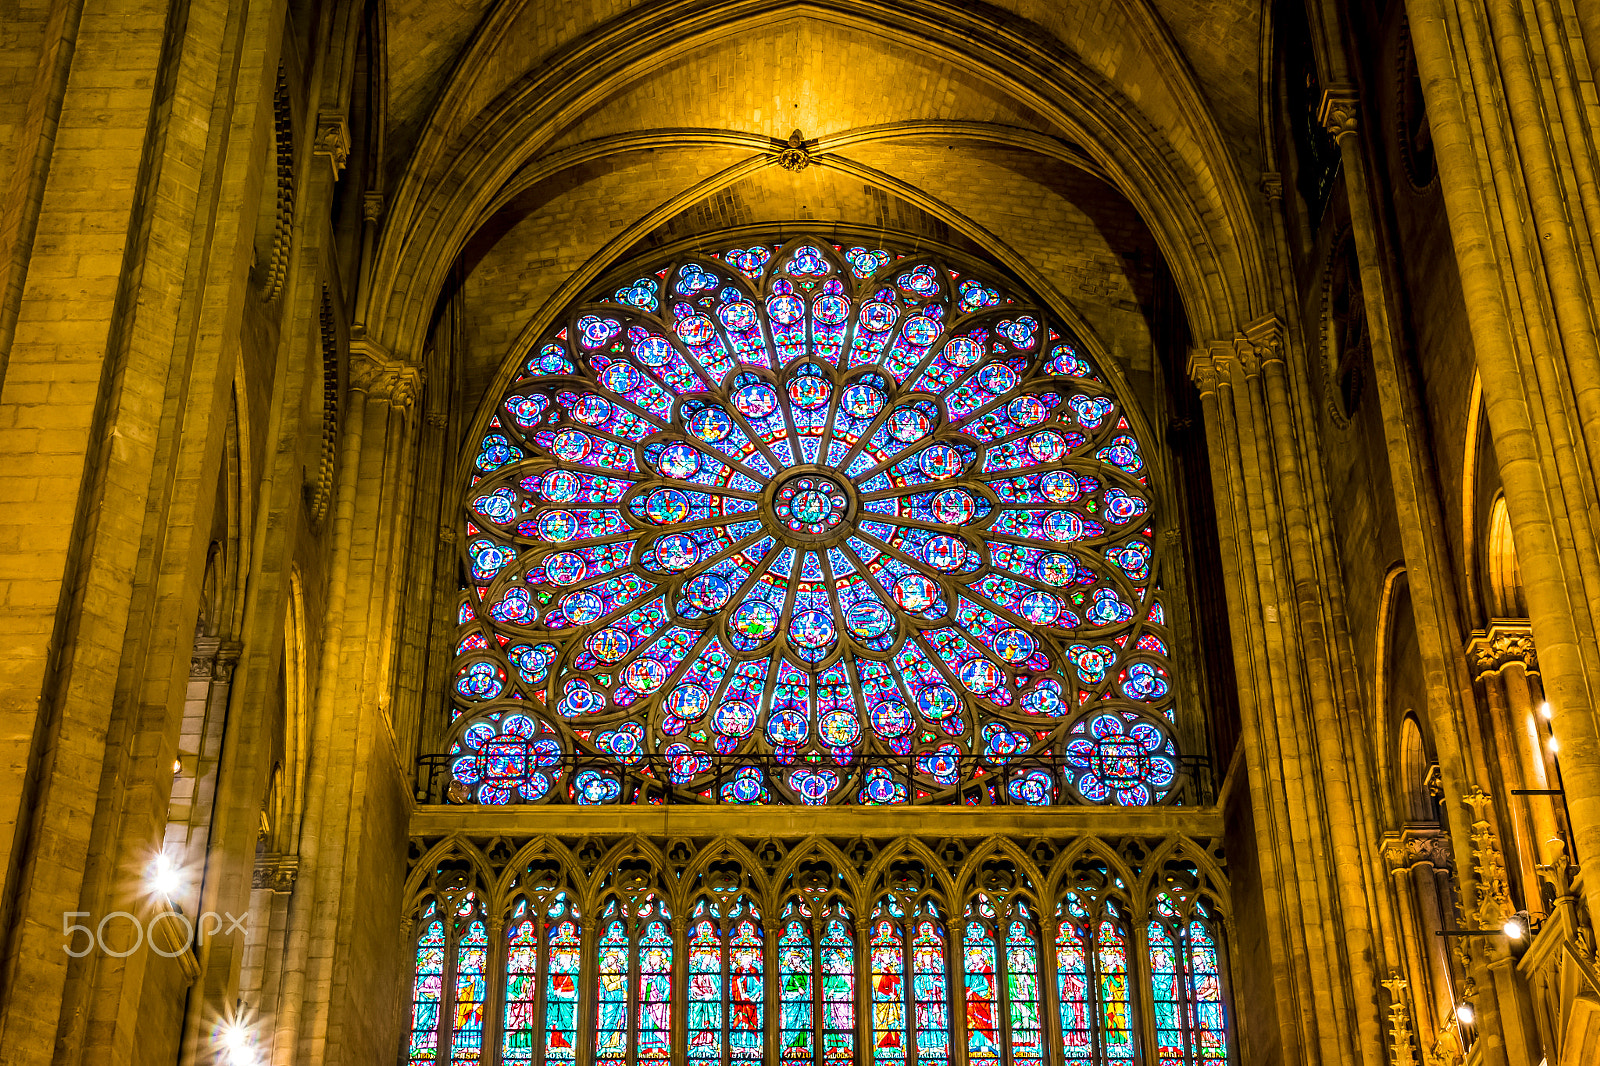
top-left (448, 236), bottom-right (1181, 805)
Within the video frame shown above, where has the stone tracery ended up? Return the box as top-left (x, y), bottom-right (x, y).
top-left (448, 236), bottom-right (1185, 807)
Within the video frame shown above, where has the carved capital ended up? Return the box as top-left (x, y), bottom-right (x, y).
top-left (775, 129), bottom-right (813, 171)
top-left (1260, 171), bottom-right (1284, 202)
top-left (1317, 86), bottom-right (1361, 142)
top-left (313, 110), bottom-right (351, 178)
top-left (1464, 620), bottom-right (1538, 678)
top-left (213, 640), bottom-right (244, 684)
top-left (439, 525), bottom-right (459, 546)
top-left (426, 412), bottom-right (448, 430)
top-left (253, 854), bottom-right (299, 893)
top-left (1381, 833), bottom-right (1409, 874)
top-left (349, 339), bottom-right (421, 409)
top-left (362, 190), bottom-right (385, 223)
top-left (1239, 314), bottom-right (1287, 371)
top-left (1187, 346), bottom-right (1224, 396)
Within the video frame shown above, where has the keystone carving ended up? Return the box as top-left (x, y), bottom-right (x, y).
top-left (776, 129), bottom-right (813, 171)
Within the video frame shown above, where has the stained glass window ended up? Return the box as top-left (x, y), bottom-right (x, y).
top-left (870, 897), bottom-right (949, 1066)
top-left (408, 903), bottom-right (446, 1065)
top-left (502, 894), bottom-right (581, 1066)
top-left (1149, 898), bottom-right (1229, 1066)
top-left (450, 236), bottom-right (1182, 806)
top-left (596, 896), bottom-right (675, 1065)
top-left (1056, 894), bottom-right (1136, 1066)
top-left (778, 900), bottom-right (856, 1066)
top-left (405, 864), bottom-right (1234, 1066)
top-left (450, 898), bottom-right (490, 1066)
top-left (779, 903), bottom-right (816, 1064)
top-left (963, 896), bottom-right (1043, 1066)
top-left (688, 896), bottom-right (765, 1065)
top-left (820, 906), bottom-right (857, 1064)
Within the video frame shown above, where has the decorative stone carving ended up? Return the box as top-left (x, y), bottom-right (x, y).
top-left (1381, 973), bottom-right (1417, 1066)
top-left (313, 110), bottom-right (351, 178)
top-left (253, 854), bottom-right (300, 892)
top-left (1464, 620), bottom-right (1538, 678)
top-left (1239, 314), bottom-right (1287, 371)
top-left (1317, 86), bottom-right (1361, 142)
top-left (1187, 346), bottom-right (1221, 396)
top-left (776, 128), bottom-right (812, 171)
top-left (362, 191), bottom-right (385, 224)
top-left (349, 339), bottom-right (422, 409)
top-left (1464, 787), bottom-right (1512, 925)
top-left (1260, 171), bottom-right (1284, 202)
top-left (262, 66), bottom-right (295, 303)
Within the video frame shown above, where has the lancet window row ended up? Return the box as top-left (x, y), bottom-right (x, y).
top-left (403, 840), bottom-right (1230, 1066)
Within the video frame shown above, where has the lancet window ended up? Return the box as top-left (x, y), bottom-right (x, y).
top-left (686, 895), bottom-right (765, 1064)
top-left (777, 898), bottom-right (856, 1064)
top-left (962, 895), bottom-right (1045, 1066)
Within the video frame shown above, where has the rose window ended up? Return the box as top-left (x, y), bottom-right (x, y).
top-left (448, 236), bottom-right (1183, 806)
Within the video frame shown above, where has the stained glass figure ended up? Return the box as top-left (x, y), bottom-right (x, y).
top-left (1056, 894), bottom-right (1135, 1066)
top-left (596, 896), bottom-right (674, 1066)
top-left (871, 897), bottom-right (948, 1066)
top-left (820, 907), bottom-right (857, 1064)
top-left (502, 894), bottom-right (581, 1066)
top-left (408, 903), bottom-right (446, 1065)
top-left (688, 896), bottom-right (765, 1066)
top-left (449, 899), bottom-right (489, 1066)
top-left (1149, 897), bottom-right (1230, 1066)
top-left (453, 236), bottom-right (1181, 805)
top-left (777, 900), bottom-right (856, 1066)
top-left (962, 896), bottom-right (1042, 1066)
top-left (779, 903), bottom-right (816, 1065)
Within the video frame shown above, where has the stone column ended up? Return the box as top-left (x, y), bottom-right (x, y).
top-left (1404, 0), bottom-right (1600, 930)
top-left (763, 915), bottom-right (783, 1065)
top-left (855, 917), bottom-right (874, 1065)
top-left (1466, 625), bottom-right (1562, 901)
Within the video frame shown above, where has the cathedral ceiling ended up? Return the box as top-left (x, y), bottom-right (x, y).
top-left (367, 0), bottom-right (1270, 400)
top-left (381, 0), bottom-right (1265, 189)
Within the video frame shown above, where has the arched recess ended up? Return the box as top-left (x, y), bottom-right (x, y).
top-left (1485, 495), bottom-right (1526, 620)
top-left (362, 0), bottom-right (1272, 369)
top-left (1374, 567), bottom-right (1436, 828)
